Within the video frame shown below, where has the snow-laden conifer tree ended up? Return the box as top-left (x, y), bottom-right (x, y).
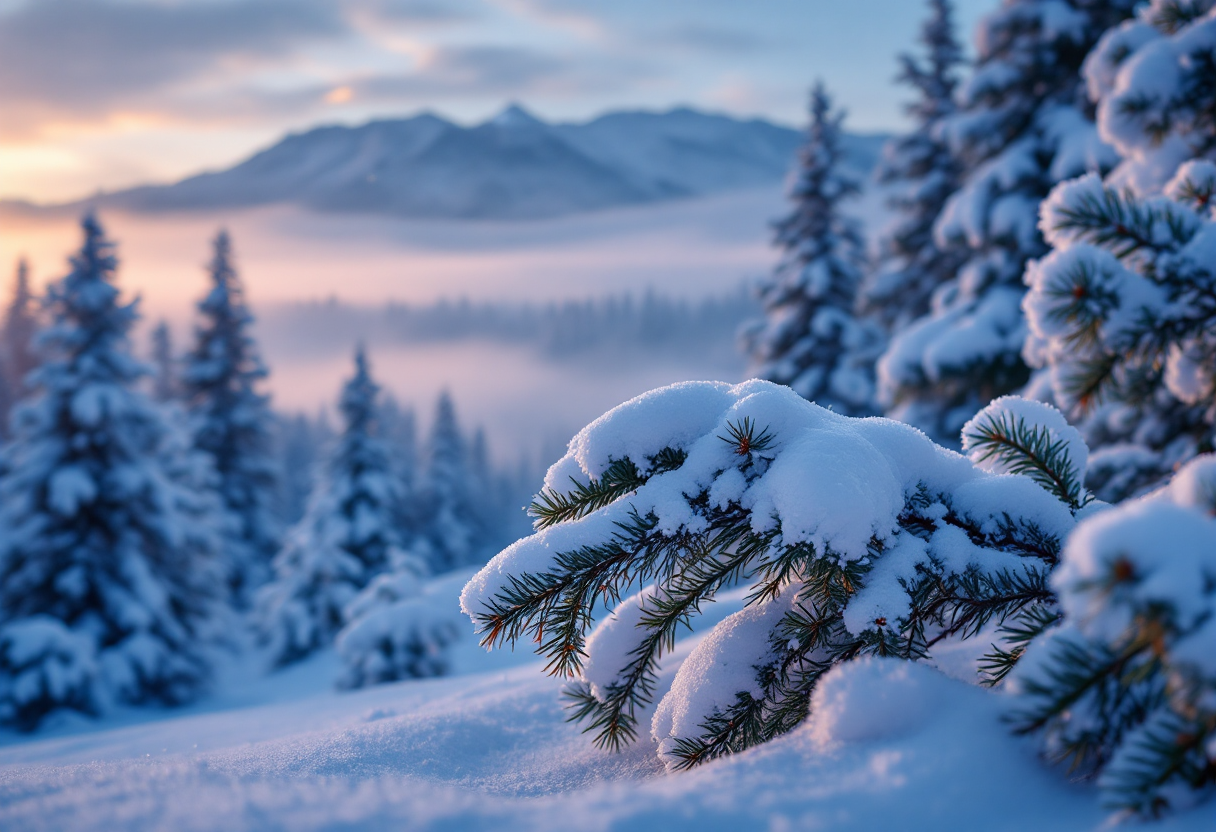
top-left (148, 320), bottom-right (178, 403)
top-left (1082, 0), bottom-right (1216, 194)
top-left (256, 347), bottom-right (406, 666)
top-left (861, 0), bottom-right (966, 334)
top-left (878, 0), bottom-right (1137, 444)
top-left (1023, 161), bottom-right (1216, 500)
top-left (415, 391), bottom-right (482, 573)
top-left (1010, 454), bottom-right (1216, 816)
top-left (274, 410), bottom-right (333, 527)
top-left (0, 259), bottom-right (40, 435)
top-left (462, 380), bottom-right (1088, 769)
top-left (0, 215), bottom-right (225, 730)
top-left (182, 231), bottom-right (280, 604)
top-left (741, 83), bottom-right (881, 416)
top-left (379, 394), bottom-right (421, 548)
top-left (335, 561), bottom-right (462, 689)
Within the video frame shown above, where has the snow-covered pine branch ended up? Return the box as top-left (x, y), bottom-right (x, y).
top-left (256, 347), bottom-right (406, 666)
top-left (461, 381), bottom-right (1087, 769)
top-left (1024, 161), bottom-right (1216, 499)
top-left (182, 231), bottom-right (281, 605)
top-left (0, 215), bottom-right (227, 730)
top-left (1084, 0), bottom-right (1216, 195)
top-left (742, 83), bottom-right (881, 416)
top-left (877, 0), bottom-right (1136, 445)
top-left (1009, 454), bottom-right (1216, 816)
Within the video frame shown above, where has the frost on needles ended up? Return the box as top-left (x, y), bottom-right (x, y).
top-left (460, 380), bottom-right (1088, 770)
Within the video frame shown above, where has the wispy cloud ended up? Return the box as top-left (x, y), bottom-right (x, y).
top-left (0, 1), bottom-right (344, 129)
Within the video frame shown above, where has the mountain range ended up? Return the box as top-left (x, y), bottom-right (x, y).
top-left (30, 105), bottom-right (889, 221)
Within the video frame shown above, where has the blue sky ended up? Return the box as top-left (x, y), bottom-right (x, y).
top-left (0, 0), bottom-right (996, 202)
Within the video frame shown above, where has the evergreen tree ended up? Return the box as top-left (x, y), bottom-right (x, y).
top-left (877, 0), bottom-right (1137, 444)
top-left (861, 0), bottom-right (966, 334)
top-left (182, 231), bottom-right (280, 605)
top-left (1010, 454), bottom-right (1216, 816)
top-left (0, 215), bottom-right (225, 730)
top-left (415, 391), bottom-right (482, 573)
top-left (0, 259), bottom-right (40, 435)
top-left (462, 380), bottom-right (1087, 769)
top-left (273, 411), bottom-right (330, 527)
top-left (1023, 161), bottom-right (1216, 500)
top-left (742, 83), bottom-right (881, 416)
top-left (256, 347), bottom-right (406, 666)
top-left (1082, 0), bottom-right (1216, 195)
top-left (379, 394), bottom-right (421, 548)
top-left (149, 320), bottom-right (178, 403)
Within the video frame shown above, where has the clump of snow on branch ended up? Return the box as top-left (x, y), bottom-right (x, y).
top-left (463, 379), bottom-right (1082, 770)
top-left (1084, 0), bottom-right (1216, 195)
top-left (1023, 161), bottom-right (1216, 500)
top-left (1010, 454), bottom-right (1216, 815)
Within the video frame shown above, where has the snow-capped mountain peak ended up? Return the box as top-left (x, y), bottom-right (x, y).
top-left (490, 103), bottom-right (545, 129)
top-left (86, 106), bottom-right (888, 221)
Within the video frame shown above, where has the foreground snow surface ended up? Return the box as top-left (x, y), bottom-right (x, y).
top-left (1, 583), bottom-right (1213, 831)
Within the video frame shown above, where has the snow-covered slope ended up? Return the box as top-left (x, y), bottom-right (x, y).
top-left (81, 106), bottom-right (887, 220)
top-left (1, 572), bottom-right (1212, 831)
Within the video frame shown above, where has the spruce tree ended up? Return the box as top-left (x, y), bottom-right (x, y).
top-left (0, 259), bottom-right (40, 436)
top-left (1083, 0), bottom-right (1216, 194)
top-left (274, 411), bottom-right (328, 527)
top-left (877, 0), bottom-right (1137, 444)
top-left (415, 391), bottom-right (482, 573)
top-left (1010, 454), bottom-right (1216, 816)
top-left (861, 0), bottom-right (966, 334)
top-left (0, 215), bottom-right (225, 729)
top-left (742, 83), bottom-right (880, 416)
top-left (462, 380), bottom-right (1087, 769)
top-left (149, 320), bottom-right (178, 402)
top-left (256, 347), bottom-right (406, 666)
top-left (1023, 161), bottom-right (1216, 499)
top-left (182, 231), bottom-right (280, 605)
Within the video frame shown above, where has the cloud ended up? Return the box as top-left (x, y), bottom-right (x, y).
top-left (337, 43), bottom-right (656, 109)
top-left (0, 0), bottom-right (346, 124)
top-left (652, 24), bottom-right (775, 55)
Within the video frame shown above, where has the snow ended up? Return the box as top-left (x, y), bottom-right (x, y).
top-left (4, 626), bottom-right (1214, 831)
top-left (962, 395), bottom-right (1089, 490)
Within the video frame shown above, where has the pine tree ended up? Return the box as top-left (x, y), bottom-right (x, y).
top-left (741, 83), bottom-right (881, 416)
top-left (1023, 161), bottom-right (1216, 500)
top-left (1083, 0), bottom-right (1216, 195)
top-left (0, 215), bottom-right (225, 730)
top-left (149, 320), bottom-right (178, 402)
top-left (1009, 454), bottom-right (1216, 816)
top-left (861, 0), bottom-right (966, 334)
top-left (182, 231), bottom-right (280, 605)
top-left (379, 394), bottom-right (421, 549)
top-left (461, 380), bottom-right (1087, 769)
top-left (877, 0), bottom-right (1137, 444)
top-left (256, 347), bottom-right (406, 666)
top-left (415, 391), bottom-right (482, 573)
top-left (273, 411), bottom-right (329, 527)
top-left (0, 259), bottom-right (40, 436)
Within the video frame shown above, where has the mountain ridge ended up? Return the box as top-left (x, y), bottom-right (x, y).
top-left (16, 105), bottom-right (890, 221)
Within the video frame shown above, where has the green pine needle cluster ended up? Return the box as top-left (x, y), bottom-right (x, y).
top-left (472, 417), bottom-right (1070, 767)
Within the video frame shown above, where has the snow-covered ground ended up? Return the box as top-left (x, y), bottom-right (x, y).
top-left (1, 571), bottom-right (1211, 832)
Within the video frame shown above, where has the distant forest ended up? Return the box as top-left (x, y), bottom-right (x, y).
top-left (258, 290), bottom-right (759, 363)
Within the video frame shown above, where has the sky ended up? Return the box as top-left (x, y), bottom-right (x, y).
top-left (0, 0), bottom-right (996, 204)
